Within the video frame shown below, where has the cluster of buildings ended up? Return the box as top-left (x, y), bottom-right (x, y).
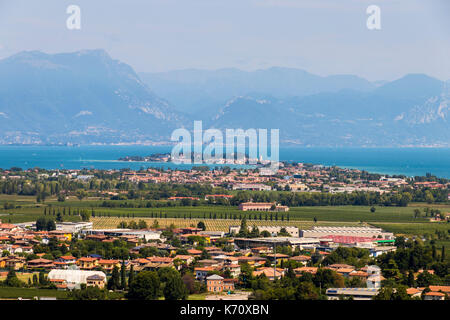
top-left (2, 164), bottom-right (449, 200)
top-left (1, 216), bottom-right (448, 300)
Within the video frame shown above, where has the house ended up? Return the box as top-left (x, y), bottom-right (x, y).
top-left (5, 256), bottom-right (26, 270)
top-left (265, 253), bottom-right (289, 264)
top-left (289, 255), bottom-right (311, 266)
top-left (238, 202), bottom-right (289, 212)
top-left (294, 266), bottom-right (318, 275)
top-left (86, 274), bottom-right (106, 289)
top-left (187, 249), bottom-right (202, 256)
top-left (250, 247), bottom-right (272, 255)
top-left (206, 274), bottom-right (235, 293)
top-left (428, 285), bottom-right (450, 294)
top-left (406, 288), bottom-right (421, 298)
top-left (0, 223), bottom-right (20, 232)
top-left (194, 267), bottom-right (217, 281)
top-left (148, 261), bottom-right (174, 270)
top-left (0, 257), bottom-right (7, 268)
top-left (328, 264), bottom-right (355, 271)
top-left (335, 268), bottom-right (355, 278)
top-left (348, 270), bottom-right (369, 280)
top-left (205, 194), bottom-right (233, 201)
top-left (48, 230), bottom-right (72, 242)
top-left (366, 265), bottom-right (383, 289)
top-left (173, 255), bottom-right (195, 265)
top-left (26, 258), bottom-right (54, 269)
top-left (236, 256), bottom-right (266, 267)
top-left (47, 269), bottom-right (107, 290)
top-left (54, 256), bottom-right (77, 269)
top-left (97, 259), bottom-right (120, 272)
top-left (253, 267), bottom-right (285, 280)
top-left (197, 259), bottom-right (220, 268)
top-left (77, 257), bottom-right (99, 270)
top-left (424, 291), bottom-right (445, 300)
top-left (221, 263), bottom-right (241, 278)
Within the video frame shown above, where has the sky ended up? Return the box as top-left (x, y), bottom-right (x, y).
top-left (0, 0), bottom-right (449, 81)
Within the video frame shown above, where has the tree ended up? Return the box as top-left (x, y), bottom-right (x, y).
top-left (441, 246), bottom-right (446, 262)
top-left (137, 220), bottom-right (148, 229)
top-left (416, 271), bottom-right (436, 287)
top-left (197, 221), bottom-right (206, 231)
top-left (108, 265), bottom-right (121, 291)
top-left (181, 274), bottom-right (197, 294)
top-left (314, 268), bottom-right (345, 289)
top-left (163, 271), bottom-right (188, 300)
top-left (128, 265), bottom-right (135, 289)
top-left (68, 286), bottom-right (108, 300)
top-left (80, 211), bottom-right (91, 222)
top-left (36, 217), bottom-right (56, 231)
top-left (407, 270), bottom-right (415, 287)
top-left (76, 189), bottom-right (88, 201)
top-left (278, 228), bottom-right (290, 237)
top-left (127, 271), bottom-right (160, 300)
top-left (261, 230), bottom-right (271, 237)
top-left (370, 206), bottom-right (376, 213)
top-left (38, 271), bottom-right (49, 286)
top-left (56, 212), bottom-right (63, 223)
top-left (5, 269), bottom-right (22, 287)
top-left (424, 191), bottom-right (434, 204)
top-left (120, 261), bottom-right (127, 290)
top-left (238, 217), bottom-right (248, 237)
top-left (151, 220), bottom-right (160, 229)
top-left (295, 281), bottom-right (320, 300)
top-left (249, 225), bottom-right (260, 238)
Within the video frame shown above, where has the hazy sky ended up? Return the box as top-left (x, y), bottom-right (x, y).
top-left (0, 0), bottom-right (449, 81)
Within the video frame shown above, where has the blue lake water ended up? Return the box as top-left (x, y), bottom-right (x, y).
top-left (0, 145), bottom-right (449, 178)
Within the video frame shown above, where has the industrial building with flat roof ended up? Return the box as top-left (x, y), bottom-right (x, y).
top-left (81, 229), bottom-right (161, 241)
top-left (229, 225), bottom-right (299, 237)
top-left (326, 287), bottom-right (379, 300)
top-left (234, 237), bottom-right (320, 250)
top-left (300, 226), bottom-right (394, 239)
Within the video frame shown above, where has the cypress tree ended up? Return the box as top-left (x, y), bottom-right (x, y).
top-left (120, 261), bottom-right (127, 290)
top-left (108, 265), bottom-right (121, 290)
top-left (128, 265), bottom-right (135, 288)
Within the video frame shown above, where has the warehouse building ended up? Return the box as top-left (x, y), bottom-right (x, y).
top-left (300, 226), bottom-right (394, 239)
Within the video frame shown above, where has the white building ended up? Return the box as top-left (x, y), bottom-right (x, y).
top-left (229, 225), bottom-right (299, 237)
top-left (367, 265), bottom-right (382, 289)
top-left (82, 229), bottom-right (161, 241)
top-left (300, 226), bottom-right (394, 239)
top-left (326, 287), bottom-right (379, 300)
top-left (47, 269), bottom-right (106, 290)
top-left (56, 222), bottom-right (93, 233)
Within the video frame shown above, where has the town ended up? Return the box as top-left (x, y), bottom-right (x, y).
top-left (0, 163), bottom-right (448, 300)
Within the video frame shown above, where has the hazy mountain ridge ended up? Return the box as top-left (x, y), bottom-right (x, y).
top-left (0, 49), bottom-right (188, 144)
top-left (0, 49), bottom-right (448, 146)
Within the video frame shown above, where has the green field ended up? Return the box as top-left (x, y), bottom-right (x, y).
top-left (0, 287), bottom-right (68, 299)
top-left (1, 195), bottom-right (448, 240)
top-left (370, 221), bottom-right (450, 257)
top-left (2, 194), bottom-right (448, 224)
top-left (0, 272), bottom-right (39, 283)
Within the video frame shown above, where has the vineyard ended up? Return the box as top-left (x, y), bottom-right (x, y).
top-left (91, 216), bottom-right (362, 231)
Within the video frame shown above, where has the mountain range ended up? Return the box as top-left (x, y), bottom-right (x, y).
top-left (0, 49), bottom-right (448, 146)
